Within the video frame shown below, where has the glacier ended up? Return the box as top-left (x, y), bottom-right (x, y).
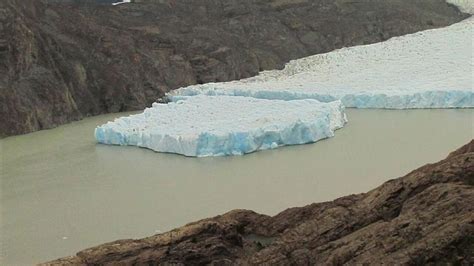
top-left (170, 14), bottom-right (474, 109)
top-left (96, 0), bottom-right (473, 157)
top-left (95, 96), bottom-right (347, 157)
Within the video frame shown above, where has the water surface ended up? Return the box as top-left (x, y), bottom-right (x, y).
top-left (1, 109), bottom-right (473, 264)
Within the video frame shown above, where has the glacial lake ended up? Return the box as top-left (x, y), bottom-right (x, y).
top-left (1, 109), bottom-right (473, 265)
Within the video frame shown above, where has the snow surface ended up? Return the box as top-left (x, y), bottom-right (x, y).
top-left (170, 15), bottom-right (473, 109)
top-left (95, 96), bottom-right (347, 157)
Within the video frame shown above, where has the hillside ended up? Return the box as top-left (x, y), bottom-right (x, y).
top-left (0, 0), bottom-right (468, 137)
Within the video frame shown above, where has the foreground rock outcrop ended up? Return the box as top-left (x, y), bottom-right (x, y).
top-left (44, 140), bottom-right (474, 265)
top-left (0, 0), bottom-right (469, 137)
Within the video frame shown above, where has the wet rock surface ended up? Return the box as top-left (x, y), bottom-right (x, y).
top-left (43, 140), bottom-right (474, 265)
top-left (0, 0), bottom-right (469, 137)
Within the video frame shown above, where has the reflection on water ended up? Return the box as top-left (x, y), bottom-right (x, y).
top-left (1, 109), bottom-right (473, 264)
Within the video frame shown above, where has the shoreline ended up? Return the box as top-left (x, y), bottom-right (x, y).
top-left (2, 109), bottom-right (472, 264)
top-left (42, 140), bottom-right (474, 265)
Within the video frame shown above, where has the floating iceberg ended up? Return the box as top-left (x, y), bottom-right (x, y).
top-left (95, 96), bottom-right (347, 157)
top-left (170, 16), bottom-right (473, 109)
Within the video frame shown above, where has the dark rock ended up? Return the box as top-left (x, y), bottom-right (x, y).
top-left (42, 140), bottom-right (474, 265)
top-left (0, 0), bottom-right (469, 137)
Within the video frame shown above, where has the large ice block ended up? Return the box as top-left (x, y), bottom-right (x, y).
top-left (95, 96), bottom-right (347, 157)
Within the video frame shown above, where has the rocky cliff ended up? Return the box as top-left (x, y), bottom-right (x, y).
top-left (0, 0), bottom-right (469, 137)
top-left (43, 140), bottom-right (474, 265)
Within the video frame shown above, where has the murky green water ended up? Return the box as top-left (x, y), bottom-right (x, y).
top-left (1, 109), bottom-right (473, 265)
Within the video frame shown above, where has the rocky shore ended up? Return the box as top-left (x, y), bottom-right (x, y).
top-left (43, 140), bottom-right (474, 265)
top-left (0, 0), bottom-right (469, 137)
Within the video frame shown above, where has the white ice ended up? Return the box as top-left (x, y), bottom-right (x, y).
top-left (112, 0), bottom-right (130, 6)
top-left (95, 96), bottom-right (347, 157)
top-left (170, 11), bottom-right (473, 109)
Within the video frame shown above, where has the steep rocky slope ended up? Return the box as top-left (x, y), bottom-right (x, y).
top-left (44, 140), bottom-right (474, 265)
top-left (0, 0), bottom-right (469, 137)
